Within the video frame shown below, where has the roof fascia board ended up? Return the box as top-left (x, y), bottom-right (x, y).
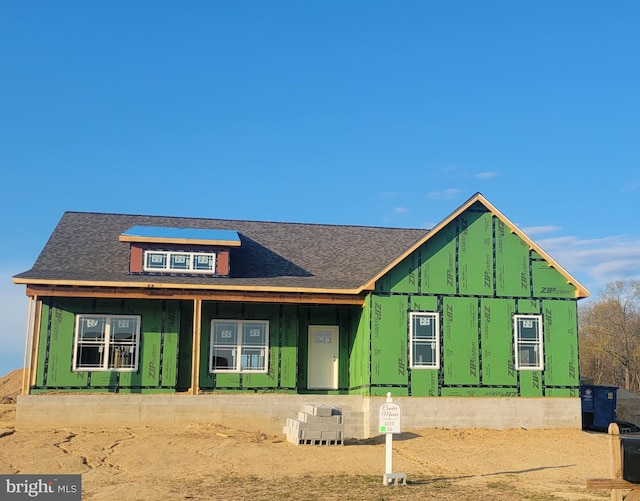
top-left (360, 192), bottom-right (590, 299)
top-left (23, 285), bottom-right (366, 306)
top-left (12, 277), bottom-right (363, 296)
top-left (119, 235), bottom-right (242, 246)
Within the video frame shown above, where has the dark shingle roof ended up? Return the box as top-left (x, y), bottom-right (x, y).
top-left (14, 212), bottom-right (429, 292)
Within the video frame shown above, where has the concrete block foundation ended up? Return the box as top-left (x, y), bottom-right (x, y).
top-left (16, 394), bottom-right (581, 439)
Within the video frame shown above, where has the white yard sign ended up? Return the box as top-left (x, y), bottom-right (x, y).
top-left (379, 402), bottom-right (401, 434)
top-left (379, 393), bottom-right (406, 486)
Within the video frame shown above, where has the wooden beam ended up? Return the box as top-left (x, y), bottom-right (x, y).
top-left (609, 422), bottom-right (624, 501)
top-left (585, 478), bottom-right (637, 489)
top-left (21, 296), bottom-right (35, 396)
top-left (28, 299), bottom-right (42, 394)
top-left (190, 299), bottom-right (202, 396)
top-left (585, 423), bottom-right (640, 498)
top-left (17, 279), bottom-right (364, 296)
top-left (24, 285), bottom-right (365, 306)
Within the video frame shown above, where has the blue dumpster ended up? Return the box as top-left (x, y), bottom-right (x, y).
top-left (581, 384), bottom-right (618, 431)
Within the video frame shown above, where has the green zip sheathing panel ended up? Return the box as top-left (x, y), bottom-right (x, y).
top-left (409, 295), bottom-right (439, 314)
top-left (546, 388), bottom-right (579, 397)
top-left (441, 387), bottom-right (518, 396)
top-left (34, 303), bottom-right (50, 387)
top-left (495, 218), bottom-right (531, 297)
top-left (376, 249), bottom-right (419, 294)
top-left (37, 302), bottom-right (87, 388)
top-left (410, 370), bottom-right (440, 397)
top-left (518, 299), bottom-right (540, 314)
top-left (542, 300), bottom-right (579, 387)
top-left (420, 221), bottom-right (457, 294)
top-left (33, 298), bottom-right (179, 393)
top-left (458, 210), bottom-right (493, 296)
top-left (349, 299), bottom-right (371, 395)
top-left (480, 298), bottom-right (517, 386)
top-left (408, 295), bottom-right (439, 396)
top-left (519, 371), bottom-right (543, 396)
top-left (370, 386), bottom-right (410, 397)
top-left (517, 299), bottom-right (543, 396)
top-left (338, 308), bottom-right (352, 390)
top-left (443, 297), bottom-right (480, 385)
top-left (370, 295), bottom-right (408, 390)
top-left (176, 301), bottom-right (193, 391)
top-left (531, 261), bottom-right (577, 298)
top-left (162, 307), bottom-right (179, 386)
top-left (278, 305), bottom-right (299, 389)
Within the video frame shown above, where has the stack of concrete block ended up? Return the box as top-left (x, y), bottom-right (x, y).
top-left (283, 403), bottom-right (344, 446)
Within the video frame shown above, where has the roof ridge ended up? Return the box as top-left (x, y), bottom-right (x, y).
top-left (63, 211), bottom-right (431, 231)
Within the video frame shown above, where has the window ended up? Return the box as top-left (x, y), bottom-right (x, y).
top-left (209, 320), bottom-right (269, 373)
top-left (409, 312), bottom-right (440, 369)
top-left (143, 250), bottom-right (216, 274)
top-left (73, 315), bottom-right (141, 371)
top-left (514, 314), bottom-right (544, 370)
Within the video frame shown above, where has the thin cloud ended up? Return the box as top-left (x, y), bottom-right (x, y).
top-left (474, 171), bottom-right (499, 180)
top-left (394, 207), bottom-right (409, 214)
top-left (427, 188), bottom-right (462, 200)
top-left (535, 235), bottom-right (640, 295)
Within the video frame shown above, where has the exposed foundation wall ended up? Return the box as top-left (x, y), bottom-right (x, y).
top-left (16, 394), bottom-right (581, 439)
top-left (366, 396), bottom-right (581, 432)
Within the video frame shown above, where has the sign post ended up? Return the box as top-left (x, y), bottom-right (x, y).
top-left (379, 392), bottom-right (406, 486)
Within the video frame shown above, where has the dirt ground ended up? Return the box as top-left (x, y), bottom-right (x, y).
top-left (1, 369), bottom-right (638, 500)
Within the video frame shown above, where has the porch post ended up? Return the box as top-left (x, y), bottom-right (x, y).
top-left (21, 296), bottom-right (39, 396)
top-left (190, 298), bottom-right (202, 395)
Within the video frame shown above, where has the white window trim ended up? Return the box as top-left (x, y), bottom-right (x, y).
top-left (409, 312), bottom-right (440, 369)
top-left (143, 249), bottom-right (217, 274)
top-left (209, 319), bottom-right (269, 374)
top-left (72, 314), bottom-right (141, 372)
top-left (513, 314), bottom-right (544, 371)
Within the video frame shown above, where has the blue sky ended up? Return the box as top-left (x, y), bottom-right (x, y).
top-left (1, 2), bottom-right (639, 376)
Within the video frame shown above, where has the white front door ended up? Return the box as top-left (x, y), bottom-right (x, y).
top-left (307, 325), bottom-right (339, 389)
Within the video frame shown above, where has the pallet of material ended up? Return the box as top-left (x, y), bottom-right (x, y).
top-left (283, 404), bottom-right (344, 446)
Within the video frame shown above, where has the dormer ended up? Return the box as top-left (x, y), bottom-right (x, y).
top-left (119, 226), bottom-right (241, 278)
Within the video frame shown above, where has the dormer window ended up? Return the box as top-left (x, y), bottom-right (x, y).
top-left (120, 225), bottom-right (240, 278)
top-left (143, 250), bottom-right (217, 274)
